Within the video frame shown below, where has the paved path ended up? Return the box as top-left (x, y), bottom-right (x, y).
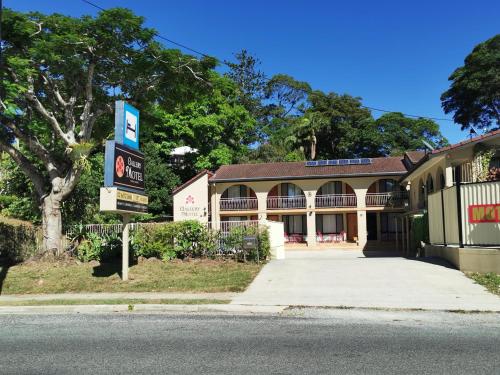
top-left (232, 249), bottom-right (500, 311)
top-left (1, 311), bottom-right (499, 374)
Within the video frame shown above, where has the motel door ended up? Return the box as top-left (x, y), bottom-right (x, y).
top-left (346, 213), bottom-right (357, 241)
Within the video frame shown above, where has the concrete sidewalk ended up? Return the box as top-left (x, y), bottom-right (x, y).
top-left (231, 249), bottom-right (500, 312)
top-left (0, 292), bottom-right (237, 302)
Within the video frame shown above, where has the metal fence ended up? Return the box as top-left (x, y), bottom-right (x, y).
top-left (428, 180), bottom-right (500, 247)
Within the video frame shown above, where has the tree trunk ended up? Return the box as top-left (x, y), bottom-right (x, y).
top-left (311, 134), bottom-right (317, 160)
top-left (41, 193), bottom-right (63, 254)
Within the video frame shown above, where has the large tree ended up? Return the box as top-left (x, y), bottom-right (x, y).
top-left (441, 34), bottom-right (500, 131)
top-left (0, 8), bottom-right (212, 252)
top-left (374, 113), bottom-right (448, 155)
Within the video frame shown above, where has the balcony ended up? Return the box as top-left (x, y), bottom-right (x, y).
top-left (315, 194), bottom-right (357, 208)
top-left (267, 195), bottom-right (306, 210)
top-left (219, 197), bottom-right (257, 211)
top-left (366, 191), bottom-right (408, 208)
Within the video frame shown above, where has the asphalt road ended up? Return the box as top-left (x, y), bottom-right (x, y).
top-left (0, 309), bottom-right (499, 374)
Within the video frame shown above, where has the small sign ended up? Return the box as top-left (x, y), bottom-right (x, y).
top-left (468, 204), bottom-right (500, 223)
top-left (100, 188), bottom-right (148, 214)
top-left (104, 141), bottom-right (145, 192)
top-left (115, 101), bottom-right (140, 150)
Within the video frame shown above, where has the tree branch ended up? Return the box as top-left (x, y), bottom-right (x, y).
top-left (0, 116), bottom-right (62, 180)
top-left (78, 63), bottom-right (95, 140)
top-left (0, 140), bottom-right (46, 197)
top-left (25, 75), bottom-right (75, 145)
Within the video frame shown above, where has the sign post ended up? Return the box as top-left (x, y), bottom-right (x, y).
top-left (100, 101), bottom-right (147, 281)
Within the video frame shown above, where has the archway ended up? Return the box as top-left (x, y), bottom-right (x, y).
top-left (220, 184), bottom-right (257, 210)
top-left (267, 182), bottom-right (305, 209)
top-left (316, 181), bottom-right (356, 207)
top-left (436, 167), bottom-right (445, 190)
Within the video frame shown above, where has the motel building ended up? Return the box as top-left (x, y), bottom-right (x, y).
top-left (173, 130), bottom-right (500, 272)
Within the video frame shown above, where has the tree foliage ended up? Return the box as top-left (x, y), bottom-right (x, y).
top-left (441, 34), bottom-right (500, 131)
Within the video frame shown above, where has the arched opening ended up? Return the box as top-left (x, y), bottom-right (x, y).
top-left (426, 174), bottom-right (434, 194)
top-left (220, 184), bottom-right (257, 211)
top-left (418, 178), bottom-right (425, 209)
top-left (436, 167), bottom-right (445, 190)
top-left (315, 181), bottom-right (356, 208)
top-left (267, 182), bottom-right (305, 209)
top-left (366, 179), bottom-right (406, 207)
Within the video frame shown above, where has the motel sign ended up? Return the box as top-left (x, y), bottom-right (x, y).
top-left (468, 204), bottom-right (500, 223)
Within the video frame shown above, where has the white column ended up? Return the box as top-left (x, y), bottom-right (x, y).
top-left (256, 191), bottom-right (268, 225)
top-left (305, 190), bottom-right (316, 247)
top-left (445, 165), bottom-right (454, 187)
top-left (357, 210), bottom-right (367, 248)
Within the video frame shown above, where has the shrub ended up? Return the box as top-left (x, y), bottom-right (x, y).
top-left (132, 221), bottom-right (217, 260)
top-left (76, 231), bottom-right (122, 262)
top-left (0, 222), bottom-right (40, 263)
top-left (223, 225), bottom-right (270, 261)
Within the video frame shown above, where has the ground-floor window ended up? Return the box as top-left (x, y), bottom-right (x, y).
top-left (283, 215), bottom-right (307, 243)
top-left (222, 216), bottom-right (248, 221)
top-left (316, 214), bottom-right (343, 234)
top-left (283, 215), bottom-right (306, 234)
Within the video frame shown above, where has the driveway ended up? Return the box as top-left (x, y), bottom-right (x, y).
top-left (231, 250), bottom-right (500, 311)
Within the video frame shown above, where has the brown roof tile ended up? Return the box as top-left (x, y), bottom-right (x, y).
top-left (404, 150), bottom-right (426, 164)
top-left (210, 157), bottom-right (408, 182)
top-left (431, 129), bottom-right (500, 155)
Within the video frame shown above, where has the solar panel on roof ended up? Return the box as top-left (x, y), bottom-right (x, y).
top-left (305, 158), bottom-right (373, 166)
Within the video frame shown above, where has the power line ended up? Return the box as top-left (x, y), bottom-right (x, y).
top-left (361, 106), bottom-right (454, 122)
top-left (81, 0), bottom-right (455, 123)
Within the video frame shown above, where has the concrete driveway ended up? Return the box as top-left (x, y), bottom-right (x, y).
top-left (231, 250), bottom-right (500, 311)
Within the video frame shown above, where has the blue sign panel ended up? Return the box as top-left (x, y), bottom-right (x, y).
top-left (114, 101), bottom-right (140, 150)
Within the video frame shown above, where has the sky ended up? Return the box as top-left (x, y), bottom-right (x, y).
top-left (6, 0), bottom-right (500, 144)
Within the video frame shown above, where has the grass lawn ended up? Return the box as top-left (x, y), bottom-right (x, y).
top-left (467, 272), bottom-right (500, 296)
top-left (0, 259), bottom-right (263, 295)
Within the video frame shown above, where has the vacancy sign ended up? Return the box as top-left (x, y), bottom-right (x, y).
top-left (468, 204), bottom-right (500, 223)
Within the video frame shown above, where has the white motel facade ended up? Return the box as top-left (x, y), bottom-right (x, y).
top-left (173, 130), bottom-right (500, 271)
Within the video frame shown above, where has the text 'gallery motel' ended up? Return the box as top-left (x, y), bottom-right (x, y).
top-left (173, 131), bottom-right (500, 258)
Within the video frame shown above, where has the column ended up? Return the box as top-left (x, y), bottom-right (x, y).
top-left (355, 187), bottom-right (367, 248)
top-left (256, 191), bottom-right (268, 225)
top-left (305, 190), bottom-right (316, 247)
top-left (357, 211), bottom-right (367, 248)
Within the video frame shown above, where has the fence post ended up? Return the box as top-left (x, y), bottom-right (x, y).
top-left (455, 166), bottom-right (464, 248)
top-left (440, 189), bottom-right (447, 246)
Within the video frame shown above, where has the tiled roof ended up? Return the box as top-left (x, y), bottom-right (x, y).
top-left (210, 157), bottom-right (408, 182)
top-left (404, 150), bottom-right (426, 164)
top-left (431, 129), bottom-right (500, 155)
top-left (172, 170), bottom-right (213, 194)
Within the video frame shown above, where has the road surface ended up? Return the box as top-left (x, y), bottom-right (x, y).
top-left (1, 309), bottom-right (499, 374)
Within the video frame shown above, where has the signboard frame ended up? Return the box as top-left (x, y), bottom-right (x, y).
top-left (104, 140), bottom-right (145, 193)
top-left (114, 101), bottom-right (140, 150)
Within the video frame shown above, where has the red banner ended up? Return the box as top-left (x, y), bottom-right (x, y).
top-left (468, 204), bottom-right (500, 223)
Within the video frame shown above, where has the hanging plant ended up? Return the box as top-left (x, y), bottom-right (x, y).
top-left (67, 142), bottom-right (94, 172)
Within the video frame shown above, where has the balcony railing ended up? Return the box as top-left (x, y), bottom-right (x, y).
top-left (267, 195), bottom-right (306, 210)
top-left (366, 191), bottom-right (408, 207)
top-left (315, 194), bottom-right (357, 208)
top-left (219, 197), bottom-right (258, 211)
